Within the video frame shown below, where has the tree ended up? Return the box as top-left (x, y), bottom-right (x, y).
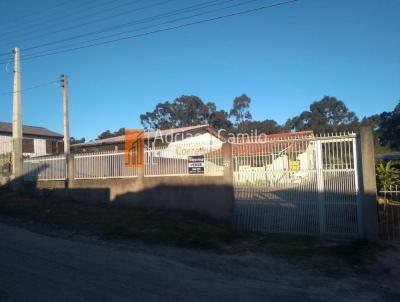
top-left (70, 137), bottom-right (85, 144)
top-left (239, 119), bottom-right (281, 135)
top-left (286, 96), bottom-right (359, 133)
top-left (140, 95), bottom-right (231, 130)
top-left (379, 101), bottom-right (400, 149)
top-left (361, 114), bottom-right (381, 131)
top-left (208, 110), bottom-right (234, 133)
top-left (140, 101), bottom-right (176, 130)
top-left (377, 161), bottom-right (400, 191)
top-left (229, 94), bottom-right (252, 132)
top-left (97, 128), bottom-right (125, 140)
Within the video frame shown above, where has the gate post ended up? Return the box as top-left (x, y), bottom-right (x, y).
top-left (222, 143), bottom-right (233, 184)
top-left (66, 153), bottom-right (74, 189)
top-left (359, 127), bottom-right (379, 241)
top-left (222, 142), bottom-right (235, 225)
top-left (353, 136), bottom-right (363, 235)
top-left (315, 140), bottom-right (326, 233)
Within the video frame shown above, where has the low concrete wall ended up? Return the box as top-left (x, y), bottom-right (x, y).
top-left (24, 174), bottom-right (234, 223)
top-left (22, 144), bottom-right (235, 223)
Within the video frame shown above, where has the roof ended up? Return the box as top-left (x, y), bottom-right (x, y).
top-left (71, 124), bottom-right (221, 148)
top-left (229, 131), bottom-right (314, 155)
top-left (0, 122), bottom-right (63, 138)
top-left (231, 131), bottom-right (314, 143)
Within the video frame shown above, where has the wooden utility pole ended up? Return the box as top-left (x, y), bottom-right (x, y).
top-left (61, 74), bottom-right (70, 154)
top-left (12, 47), bottom-right (23, 180)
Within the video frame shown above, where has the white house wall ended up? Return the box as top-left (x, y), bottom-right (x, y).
top-left (297, 143), bottom-right (316, 171)
top-left (33, 139), bottom-right (47, 156)
top-left (169, 132), bottom-right (222, 148)
top-left (157, 133), bottom-right (223, 159)
top-left (1, 135), bottom-right (52, 157)
top-left (0, 135), bottom-right (12, 155)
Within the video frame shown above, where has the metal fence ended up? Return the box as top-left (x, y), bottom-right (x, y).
top-left (379, 186), bottom-right (400, 240)
top-left (74, 151), bottom-right (138, 179)
top-left (23, 154), bottom-right (67, 181)
top-left (233, 133), bottom-right (361, 235)
top-left (144, 142), bottom-right (224, 177)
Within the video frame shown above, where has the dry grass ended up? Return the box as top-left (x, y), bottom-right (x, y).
top-left (0, 190), bottom-right (387, 275)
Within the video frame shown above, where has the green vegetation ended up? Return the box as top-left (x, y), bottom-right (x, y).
top-left (0, 191), bottom-right (233, 249)
top-left (376, 161), bottom-right (400, 191)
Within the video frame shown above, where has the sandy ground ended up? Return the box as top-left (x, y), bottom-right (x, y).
top-left (0, 221), bottom-right (399, 302)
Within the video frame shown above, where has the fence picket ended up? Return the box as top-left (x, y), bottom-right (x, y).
top-left (23, 154), bottom-right (67, 181)
top-left (74, 150), bottom-right (137, 179)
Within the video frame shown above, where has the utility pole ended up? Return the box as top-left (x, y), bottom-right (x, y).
top-left (61, 74), bottom-right (70, 154)
top-left (12, 47), bottom-right (23, 181)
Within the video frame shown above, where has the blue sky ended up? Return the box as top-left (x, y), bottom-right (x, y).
top-left (0, 0), bottom-right (399, 140)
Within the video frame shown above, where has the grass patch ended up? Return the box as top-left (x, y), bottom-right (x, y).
top-left (240, 232), bottom-right (383, 265)
top-left (0, 191), bottom-right (234, 249)
top-left (0, 190), bottom-right (386, 275)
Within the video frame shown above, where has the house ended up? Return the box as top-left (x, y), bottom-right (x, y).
top-left (231, 131), bottom-right (315, 184)
top-left (71, 124), bottom-right (224, 152)
top-left (0, 122), bottom-right (63, 157)
top-left (71, 125), bottom-right (315, 182)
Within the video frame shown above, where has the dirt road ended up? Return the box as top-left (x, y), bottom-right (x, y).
top-left (0, 222), bottom-right (398, 302)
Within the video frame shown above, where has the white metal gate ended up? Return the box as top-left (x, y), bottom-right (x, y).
top-left (233, 133), bottom-right (362, 235)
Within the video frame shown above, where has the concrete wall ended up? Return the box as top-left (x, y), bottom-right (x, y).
top-left (22, 144), bottom-right (235, 223)
top-left (25, 175), bottom-right (233, 223)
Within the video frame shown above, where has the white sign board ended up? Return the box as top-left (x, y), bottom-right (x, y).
top-left (188, 155), bottom-right (204, 175)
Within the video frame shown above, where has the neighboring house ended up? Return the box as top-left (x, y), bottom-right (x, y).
top-left (232, 131), bottom-right (315, 184)
top-left (71, 124), bottom-right (224, 152)
top-left (0, 122), bottom-right (63, 157)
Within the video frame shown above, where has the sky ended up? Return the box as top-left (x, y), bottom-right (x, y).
top-left (0, 0), bottom-right (399, 140)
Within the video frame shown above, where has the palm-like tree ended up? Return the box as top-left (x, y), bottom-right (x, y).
top-left (377, 161), bottom-right (400, 208)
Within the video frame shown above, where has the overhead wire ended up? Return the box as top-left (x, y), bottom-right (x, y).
top-left (0, 0), bottom-right (225, 56)
top-left (0, 0), bottom-right (299, 65)
top-left (0, 0), bottom-right (146, 41)
top-left (0, 80), bottom-right (59, 96)
top-left (0, 0), bottom-right (185, 56)
top-left (3, 0), bottom-right (74, 26)
top-left (0, 0), bottom-right (176, 52)
top-left (14, 0), bottom-right (234, 56)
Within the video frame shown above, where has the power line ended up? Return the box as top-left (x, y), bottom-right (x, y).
top-left (0, 0), bottom-right (299, 65)
top-left (0, 80), bottom-right (59, 96)
top-left (18, 0), bottom-right (278, 59)
top-left (0, 0), bottom-right (107, 35)
top-left (3, 0), bottom-right (73, 25)
top-left (0, 0), bottom-right (145, 41)
top-left (0, 0), bottom-right (183, 56)
top-left (11, 0), bottom-right (233, 57)
top-left (0, 0), bottom-right (175, 52)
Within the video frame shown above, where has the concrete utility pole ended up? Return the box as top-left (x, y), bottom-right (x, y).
top-left (12, 47), bottom-right (23, 180)
top-left (61, 74), bottom-right (70, 154)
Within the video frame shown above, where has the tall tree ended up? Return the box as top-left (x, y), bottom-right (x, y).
top-left (229, 94), bottom-right (252, 132)
top-left (239, 119), bottom-right (281, 135)
top-left (97, 128), bottom-right (125, 139)
top-left (70, 137), bottom-right (85, 144)
top-left (140, 95), bottom-right (230, 130)
top-left (379, 101), bottom-right (400, 149)
top-left (286, 96), bottom-right (359, 133)
top-left (361, 114), bottom-right (381, 131)
top-left (208, 110), bottom-right (234, 133)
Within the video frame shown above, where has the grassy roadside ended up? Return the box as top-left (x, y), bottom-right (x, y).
top-left (0, 191), bottom-right (233, 249)
top-left (0, 190), bottom-right (387, 275)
